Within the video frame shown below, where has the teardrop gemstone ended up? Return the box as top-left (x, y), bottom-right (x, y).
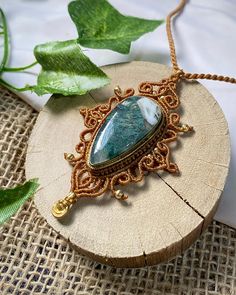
top-left (89, 96), bottom-right (163, 167)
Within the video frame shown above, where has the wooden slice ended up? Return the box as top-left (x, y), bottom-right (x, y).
top-left (25, 61), bottom-right (230, 268)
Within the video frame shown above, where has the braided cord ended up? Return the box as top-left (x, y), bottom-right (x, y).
top-left (166, 0), bottom-right (236, 84)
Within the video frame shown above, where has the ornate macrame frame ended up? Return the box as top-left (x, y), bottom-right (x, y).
top-left (51, 0), bottom-right (236, 218)
top-left (52, 74), bottom-right (193, 218)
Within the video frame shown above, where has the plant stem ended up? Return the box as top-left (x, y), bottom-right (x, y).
top-left (0, 78), bottom-right (34, 92)
top-left (3, 61), bottom-right (38, 72)
top-left (0, 8), bottom-right (10, 73)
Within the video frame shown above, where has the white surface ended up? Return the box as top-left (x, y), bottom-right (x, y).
top-left (1, 0), bottom-right (236, 228)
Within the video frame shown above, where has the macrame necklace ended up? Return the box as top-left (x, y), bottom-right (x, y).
top-left (52, 0), bottom-right (236, 218)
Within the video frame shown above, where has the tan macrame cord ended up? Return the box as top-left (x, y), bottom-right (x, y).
top-left (167, 0), bottom-right (236, 84)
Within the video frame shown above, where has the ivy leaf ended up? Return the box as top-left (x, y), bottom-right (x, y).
top-left (68, 0), bottom-right (164, 54)
top-left (33, 40), bottom-right (110, 96)
top-left (0, 179), bottom-right (39, 225)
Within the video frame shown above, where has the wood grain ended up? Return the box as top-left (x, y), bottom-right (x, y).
top-left (25, 61), bottom-right (230, 268)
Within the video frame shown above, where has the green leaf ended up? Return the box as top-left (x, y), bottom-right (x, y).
top-left (33, 39), bottom-right (110, 96)
top-left (0, 179), bottom-right (39, 225)
top-left (68, 0), bottom-right (164, 54)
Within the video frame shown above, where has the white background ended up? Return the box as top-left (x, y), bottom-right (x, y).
top-left (1, 0), bottom-right (236, 228)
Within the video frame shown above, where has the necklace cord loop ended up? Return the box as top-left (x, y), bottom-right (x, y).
top-left (166, 0), bottom-right (236, 84)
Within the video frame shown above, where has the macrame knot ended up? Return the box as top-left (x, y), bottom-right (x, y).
top-left (170, 68), bottom-right (185, 81)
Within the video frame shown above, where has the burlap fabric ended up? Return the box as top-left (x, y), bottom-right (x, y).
top-left (0, 87), bottom-right (236, 295)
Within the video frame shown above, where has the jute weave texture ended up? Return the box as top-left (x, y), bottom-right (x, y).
top-left (0, 87), bottom-right (236, 295)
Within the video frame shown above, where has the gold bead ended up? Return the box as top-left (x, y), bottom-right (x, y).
top-left (181, 124), bottom-right (194, 132)
top-left (114, 85), bottom-right (121, 93)
top-left (64, 153), bottom-right (75, 161)
top-left (115, 190), bottom-right (123, 199)
top-left (65, 192), bottom-right (76, 203)
top-left (113, 190), bottom-right (128, 200)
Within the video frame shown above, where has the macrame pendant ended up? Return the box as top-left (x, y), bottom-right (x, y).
top-left (52, 74), bottom-right (193, 218)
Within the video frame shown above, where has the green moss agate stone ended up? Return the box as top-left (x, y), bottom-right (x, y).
top-left (89, 96), bottom-right (163, 166)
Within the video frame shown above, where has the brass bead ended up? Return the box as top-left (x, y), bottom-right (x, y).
top-left (65, 192), bottom-right (76, 203)
top-left (64, 153), bottom-right (75, 161)
top-left (114, 190), bottom-right (128, 200)
top-left (154, 148), bottom-right (159, 153)
top-left (114, 85), bottom-right (121, 93)
top-left (180, 124), bottom-right (194, 133)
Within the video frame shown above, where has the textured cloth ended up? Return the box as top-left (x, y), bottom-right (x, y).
top-left (0, 88), bottom-right (236, 294)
